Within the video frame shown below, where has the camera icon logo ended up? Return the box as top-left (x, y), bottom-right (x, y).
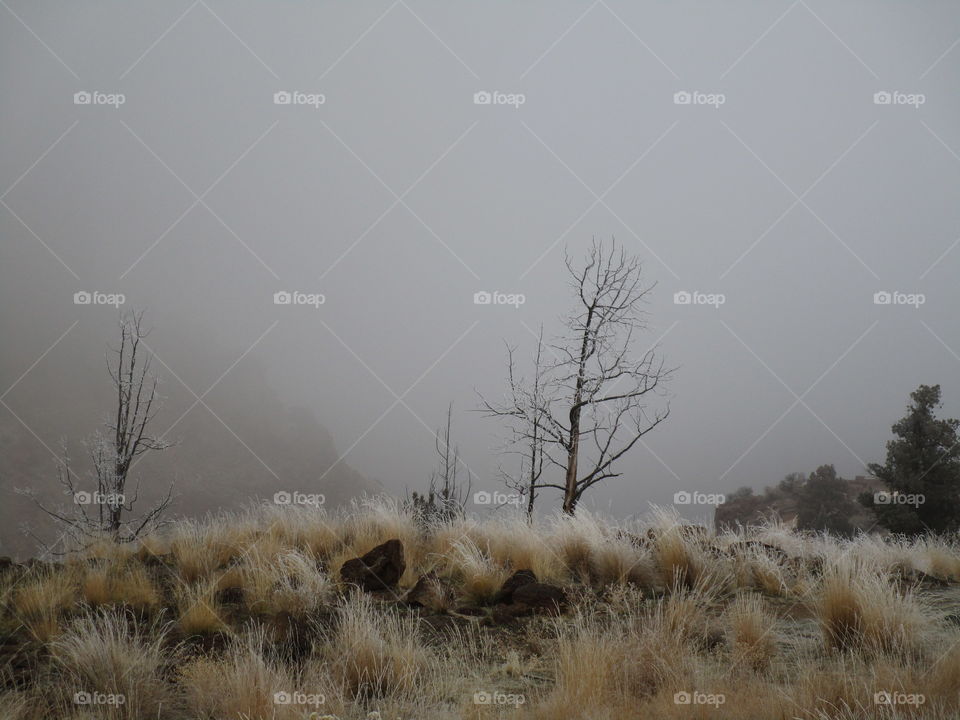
top-left (874, 691), bottom-right (892, 705)
top-left (74, 91), bottom-right (92, 105)
top-left (473, 490), bottom-right (492, 505)
top-left (74, 291), bottom-right (92, 305)
top-left (674, 691), bottom-right (692, 705)
top-left (273, 691), bottom-right (291, 705)
top-left (473, 91), bottom-right (492, 105)
top-left (673, 91), bottom-right (692, 105)
top-left (473, 290), bottom-right (492, 305)
top-left (874, 491), bottom-right (892, 505)
top-left (274, 91), bottom-right (292, 105)
top-left (74, 491), bottom-right (92, 505)
top-left (473, 691), bottom-right (492, 705)
top-left (73, 692), bottom-right (92, 705)
top-left (274, 291), bottom-right (292, 305)
top-left (274, 491), bottom-right (292, 505)
top-left (673, 491), bottom-right (692, 505)
top-left (673, 290), bottom-right (692, 305)
top-left (873, 291), bottom-right (892, 305)
top-left (873, 91), bottom-right (892, 105)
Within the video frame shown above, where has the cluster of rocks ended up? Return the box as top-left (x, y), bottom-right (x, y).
top-left (338, 539), bottom-right (568, 622)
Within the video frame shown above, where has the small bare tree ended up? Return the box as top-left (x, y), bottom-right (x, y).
top-left (34, 312), bottom-right (174, 545)
top-left (483, 239), bottom-right (672, 514)
top-left (483, 327), bottom-right (551, 518)
top-left (409, 403), bottom-right (471, 522)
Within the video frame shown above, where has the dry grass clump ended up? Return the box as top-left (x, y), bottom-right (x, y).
top-left (176, 583), bottom-right (229, 636)
top-left (920, 538), bottom-right (960, 582)
top-left (81, 539), bottom-right (137, 565)
top-left (51, 608), bottom-right (174, 719)
top-left (535, 594), bottom-right (691, 716)
top-left (464, 515), bottom-right (568, 584)
top-left (548, 511), bottom-right (656, 588)
top-left (169, 520), bottom-right (230, 584)
top-left (817, 560), bottom-right (935, 658)
top-left (241, 548), bottom-right (333, 616)
top-left (651, 526), bottom-right (711, 590)
top-left (180, 628), bottom-right (328, 720)
top-left (133, 533), bottom-right (168, 562)
top-left (80, 564), bottom-right (160, 613)
top-left (726, 593), bottom-right (778, 672)
top-left (442, 538), bottom-right (509, 606)
top-left (259, 503), bottom-right (344, 560)
top-left (12, 569), bottom-right (77, 642)
top-left (326, 592), bottom-right (433, 700)
top-left (0, 691), bottom-right (31, 720)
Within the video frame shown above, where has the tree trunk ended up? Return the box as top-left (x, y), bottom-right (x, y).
top-left (563, 408), bottom-right (580, 514)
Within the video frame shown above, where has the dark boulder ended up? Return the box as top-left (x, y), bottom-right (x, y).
top-left (493, 569), bottom-right (537, 605)
top-left (340, 539), bottom-right (405, 591)
top-left (511, 582), bottom-right (567, 615)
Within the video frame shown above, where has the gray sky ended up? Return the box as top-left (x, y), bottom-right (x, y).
top-left (2, 0), bottom-right (960, 531)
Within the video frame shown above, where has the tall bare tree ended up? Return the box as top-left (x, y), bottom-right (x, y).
top-left (483, 239), bottom-right (671, 514)
top-left (35, 312), bottom-right (174, 545)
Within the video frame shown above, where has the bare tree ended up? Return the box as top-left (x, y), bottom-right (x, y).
top-left (409, 403), bottom-right (471, 522)
top-left (483, 239), bottom-right (672, 514)
top-left (483, 327), bottom-right (550, 518)
top-left (34, 312), bottom-right (174, 546)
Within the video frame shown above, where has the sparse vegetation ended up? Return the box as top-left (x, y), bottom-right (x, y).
top-left (1, 499), bottom-right (959, 718)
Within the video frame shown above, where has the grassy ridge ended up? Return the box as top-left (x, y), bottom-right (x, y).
top-left (1, 499), bottom-right (959, 719)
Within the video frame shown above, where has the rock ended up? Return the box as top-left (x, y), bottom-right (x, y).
top-left (494, 569), bottom-right (537, 604)
top-left (215, 585), bottom-right (244, 605)
top-left (340, 539), bottom-right (405, 591)
top-left (404, 571), bottom-right (449, 609)
top-left (420, 614), bottom-right (466, 634)
top-left (511, 582), bottom-right (567, 615)
top-left (454, 606), bottom-right (486, 617)
top-left (489, 603), bottom-right (525, 626)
